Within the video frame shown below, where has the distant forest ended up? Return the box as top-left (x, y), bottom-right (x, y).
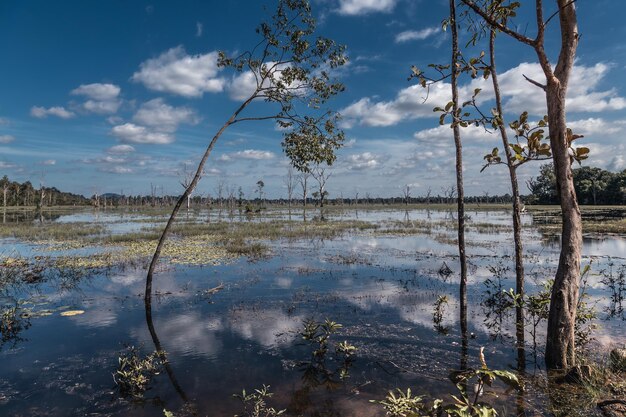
top-left (1, 164), bottom-right (625, 208)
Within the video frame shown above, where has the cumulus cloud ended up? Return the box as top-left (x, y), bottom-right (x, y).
top-left (414, 124), bottom-right (497, 144)
top-left (71, 83), bottom-right (122, 114)
top-left (111, 123), bottom-right (173, 144)
top-left (110, 98), bottom-right (198, 145)
top-left (107, 144), bottom-right (136, 154)
top-left (0, 135), bottom-right (15, 144)
top-left (462, 62), bottom-right (626, 115)
top-left (345, 151), bottom-right (384, 170)
top-left (41, 159), bottom-right (56, 165)
top-left (30, 106), bottom-right (75, 119)
top-left (341, 62), bottom-right (626, 128)
top-left (131, 46), bottom-right (225, 97)
top-left (219, 149), bottom-right (276, 161)
top-left (132, 98), bottom-right (198, 132)
top-left (340, 83), bottom-right (450, 127)
top-left (395, 27), bottom-right (439, 43)
top-left (336, 0), bottom-right (397, 15)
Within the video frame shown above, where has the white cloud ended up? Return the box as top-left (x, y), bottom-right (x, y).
top-left (219, 149), bottom-right (276, 161)
top-left (196, 22), bottom-right (203, 37)
top-left (0, 117), bottom-right (9, 126)
top-left (395, 27), bottom-right (439, 43)
top-left (30, 106), bottom-right (75, 119)
top-left (0, 161), bottom-right (15, 169)
top-left (342, 62), bottom-right (626, 128)
top-left (567, 118), bottom-right (625, 136)
top-left (133, 98), bottom-right (198, 132)
top-left (340, 83), bottom-right (450, 127)
top-left (131, 46), bottom-right (225, 97)
top-left (337, 0), bottom-right (397, 15)
top-left (0, 135), bottom-right (14, 144)
top-left (462, 62), bottom-right (626, 115)
top-left (41, 159), bottom-right (56, 165)
top-left (228, 71), bottom-right (259, 101)
top-left (71, 83), bottom-right (120, 101)
top-left (107, 144), bottom-right (136, 154)
top-left (103, 166), bottom-right (134, 174)
top-left (414, 124), bottom-right (497, 144)
top-left (345, 151), bottom-right (384, 170)
top-left (71, 83), bottom-right (122, 114)
top-left (111, 123), bottom-right (173, 144)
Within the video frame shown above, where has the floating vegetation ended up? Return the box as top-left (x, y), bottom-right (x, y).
top-left (59, 310), bottom-right (85, 317)
top-left (114, 345), bottom-right (166, 399)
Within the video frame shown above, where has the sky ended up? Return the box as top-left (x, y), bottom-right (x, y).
top-left (1, 0), bottom-right (625, 199)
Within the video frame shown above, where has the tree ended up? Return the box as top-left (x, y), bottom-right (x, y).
top-left (462, 0), bottom-right (583, 370)
top-left (256, 180), bottom-right (265, 207)
top-left (284, 166), bottom-right (295, 208)
top-left (311, 166), bottom-right (331, 208)
top-left (299, 171), bottom-right (310, 207)
top-left (402, 184), bottom-right (411, 205)
top-left (0, 175), bottom-right (8, 209)
top-left (145, 0), bottom-right (347, 303)
top-left (179, 163), bottom-right (195, 210)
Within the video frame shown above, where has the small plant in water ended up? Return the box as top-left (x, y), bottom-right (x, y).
top-left (233, 384), bottom-right (285, 417)
top-left (600, 260), bottom-right (626, 320)
top-left (0, 303), bottom-right (31, 349)
top-left (371, 348), bottom-right (522, 417)
top-left (299, 318), bottom-right (345, 360)
top-left (432, 295), bottom-right (450, 335)
top-left (114, 345), bottom-right (166, 398)
top-left (481, 263), bottom-right (514, 341)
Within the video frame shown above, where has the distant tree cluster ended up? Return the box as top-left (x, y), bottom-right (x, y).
top-left (0, 175), bottom-right (89, 207)
top-left (527, 164), bottom-right (626, 205)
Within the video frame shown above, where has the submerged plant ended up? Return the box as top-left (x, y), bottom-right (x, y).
top-left (481, 263), bottom-right (514, 341)
top-left (114, 345), bottom-right (166, 398)
top-left (600, 260), bottom-right (626, 320)
top-left (0, 303), bottom-right (31, 348)
top-left (433, 295), bottom-right (450, 335)
top-left (371, 348), bottom-right (522, 417)
top-left (233, 384), bottom-right (285, 417)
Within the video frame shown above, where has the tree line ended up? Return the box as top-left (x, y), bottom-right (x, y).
top-left (527, 164), bottom-right (626, 205)
top-left (0, 175), bottom-right (89, 207)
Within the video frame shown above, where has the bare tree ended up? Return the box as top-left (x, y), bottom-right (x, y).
top-left (311, 166), bottom-right (331, 208)
top-left (179, 163), bottom-right (195, 210)
top-left (402, 184), bottom-right (411, 205)
top-left (298, 172), bottom-right (310, 207)
top-left (283, 166), bottom-right (295, 208)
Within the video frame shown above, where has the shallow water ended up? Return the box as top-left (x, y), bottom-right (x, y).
top-left (0, 207), bottom-right (624, 416)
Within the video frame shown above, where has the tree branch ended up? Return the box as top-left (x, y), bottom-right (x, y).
top-left (460, 0), bottom-right (535, 46)
top-left (523, 74), bottom-right (547, 91)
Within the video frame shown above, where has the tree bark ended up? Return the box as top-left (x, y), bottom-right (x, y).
top-left (489, 29), bottom-right (525, 370)
top-left (450, 0), bottom-right (468, 338)
top-left (145, 96), bottom-right (254, 304)
top-left (542, 0), bottom-right (581, 371)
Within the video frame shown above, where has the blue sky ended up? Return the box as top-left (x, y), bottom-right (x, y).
top-left (1, 0), bottom-right (625, 199)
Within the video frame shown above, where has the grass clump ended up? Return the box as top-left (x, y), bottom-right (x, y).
top-left (114, 345), bottom-right (166, 399)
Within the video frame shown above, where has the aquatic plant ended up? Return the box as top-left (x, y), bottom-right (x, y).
top-left (433, 295), bottom-right (450, 335)
top-left (233, 385), bottom-right (285, 417)
top-left (371, 348), bottom-right (522, 417)
top-left (113, 345), bottom-right (166, 398)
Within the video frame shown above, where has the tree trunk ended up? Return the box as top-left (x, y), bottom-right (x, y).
top-left (544, 80), bottom-right (582, 370)
top-left (489, 29), bottom-right (525, 369)
top-left (541, 0), bottom-right (581, 371)
top-left (145, 96), bottom-right (254, 304)
top-left (450, 0), bottom-right (468, 338)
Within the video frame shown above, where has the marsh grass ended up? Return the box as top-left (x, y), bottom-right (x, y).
top-left (0, 222), bottom-right (105, 240)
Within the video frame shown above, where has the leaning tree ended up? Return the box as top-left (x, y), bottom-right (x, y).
top-left (145, 0), bottom-right (347, 302)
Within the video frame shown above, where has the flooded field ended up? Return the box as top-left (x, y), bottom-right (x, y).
top-left (1, 206), bottom-right (625, 416)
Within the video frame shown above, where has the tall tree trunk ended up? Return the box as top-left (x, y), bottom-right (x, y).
top-left (450, 0), bottom-right (468, 338)
top-left (541, 0), bottom-right (581, 371)
top-left (145, 97), bottom-right (254, 304)
top-left (489, 29), bottom-right (525, 370)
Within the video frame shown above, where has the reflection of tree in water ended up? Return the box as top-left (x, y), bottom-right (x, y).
top-left (0, 302), bottom-right (31, 350)
top-left (601, 261), bottom-right (626, 320)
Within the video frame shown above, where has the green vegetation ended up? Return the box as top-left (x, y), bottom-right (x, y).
top-left (371, 348), bottom-right (522, 417)
top-left (114, 345), bottom-right (166, 399)
top-left (233, 385), bottom-right (285, 417)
